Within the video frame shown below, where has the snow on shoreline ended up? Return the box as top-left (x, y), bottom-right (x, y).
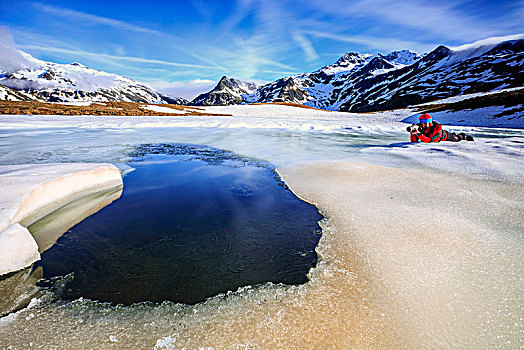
top-left (0, 163), bottom-right (122, 275)
top-left (414, 86), bottom-right (524, 106)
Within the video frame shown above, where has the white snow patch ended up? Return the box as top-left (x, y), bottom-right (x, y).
top-left (0, 223), bottom-right (40, 275)
top-left (155, 336), bottom-right (178, 350)
top-left (201, 104), bottom-right (339, 119)
top-left (140, 105), bottom-right (187, 114)
top-left (363, 134), bottom-right (524, 182)
top-left (403, 105), bottom-right (523, 129)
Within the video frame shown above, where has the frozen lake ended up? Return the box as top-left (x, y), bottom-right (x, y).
top-left (36, 145), bottom-right (322, 305)
top-left (0, 107), bottom-right (523, 348)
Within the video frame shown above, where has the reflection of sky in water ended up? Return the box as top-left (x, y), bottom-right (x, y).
top-left (36, 146), bottom-right (323, 305)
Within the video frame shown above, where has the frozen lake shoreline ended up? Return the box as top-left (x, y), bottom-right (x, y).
top-left (0, 163), bottom-right (122, 275)
top-left (0, 106), bottom-right (523, 348)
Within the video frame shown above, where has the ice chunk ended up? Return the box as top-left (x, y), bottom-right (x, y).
top-left (0, 163), bottom-right (123, 275)
top-left (0, 224), bottom-right (39, 275)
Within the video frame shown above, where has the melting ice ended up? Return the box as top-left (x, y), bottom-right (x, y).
top-left (0, 105), bottom-right (523, 348)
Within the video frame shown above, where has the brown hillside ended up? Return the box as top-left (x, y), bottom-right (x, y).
top-left (0, 101), bottom-right (232, 117)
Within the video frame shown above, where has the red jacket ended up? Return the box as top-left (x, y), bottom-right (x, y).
top-left (410, 121), bottom-right (447, 143)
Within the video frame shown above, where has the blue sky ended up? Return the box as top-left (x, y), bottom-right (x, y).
top-left (1, 0), bottom-right (523, 99)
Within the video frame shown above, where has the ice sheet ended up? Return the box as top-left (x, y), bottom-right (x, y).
top-left (1, 163), bottom-right (521, 349)
top-left (0, 108), bottom-right (521, 182)
top-left (0, 105), bottom-right (522, 348)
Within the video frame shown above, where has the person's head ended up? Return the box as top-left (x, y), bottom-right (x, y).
top-left (419, 113), bottom-right (432, 129)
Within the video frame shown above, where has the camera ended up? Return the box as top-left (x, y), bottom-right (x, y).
top-left (406, 124), bottom-right (420, 133)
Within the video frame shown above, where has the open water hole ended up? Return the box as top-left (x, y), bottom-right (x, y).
top-left (35, 144), bottom-right (323, 305)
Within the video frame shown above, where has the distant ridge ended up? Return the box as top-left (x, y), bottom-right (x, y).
top-left (1, 35), bottom-right (523, 112)
top-left (0, 51), bottom-right (188, 104)
top-left (191, 36), bottom-right (524, 112)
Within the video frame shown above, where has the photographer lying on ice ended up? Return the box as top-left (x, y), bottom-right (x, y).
top-left (408, 113), bottom-right (474, 143)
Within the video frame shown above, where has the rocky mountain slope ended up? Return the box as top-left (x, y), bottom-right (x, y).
top-left (336, 40), bottom-right (524, 112)
top-left (0, 52), bottom-right (188, 104)
top-left (195, 37), bottom-right (523, 112)
top-left (0, 84), bottom-right (40, 101)
top-left (191, 76), bottom-right (257, 106)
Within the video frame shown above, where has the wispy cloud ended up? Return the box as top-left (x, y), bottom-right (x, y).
top-left (7, 0), bottom-right (522, 86)
top-left (190, 0), bottom-right (213, 22)
top-left (210, 0), bottom-right (316, 76)
top-left (29, 2), bottom-right (228, 71)
top-left (22, 0), bottom-right (337, 80)
top-left (0, 26), bottom-right (39, 72)
top-left (31, 2), bottom-right (163, 35)
top-left (18, 44), bottom-right (219, 70)
top-left (305, 31), bottom-right (438, 53)
top-left (292, 32), bottom-right (320, 62)
top-left (513, 0), bottom-right (524, 17)
top-left (449, 33), bottom-right (524, 51)
top-left (303, 0), bottom-right (510, 42)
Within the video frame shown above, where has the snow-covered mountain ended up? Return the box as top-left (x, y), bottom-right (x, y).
top-left (318, 52), bottom-right (373, 75)
top-left (0, 84), bottom-right (40, 101)
top-left (191, 76), bottom-right (257, 106)
top-left (203, 49), bottom-right (423, 108)
top-left (2, 35), bottom-right (522, 111)
top-left (0, 52), bottom-right (188, 104)
top-left (336, 39), bottom-right (524, 112)
top-left (242, 77), bottom-right (311, 105)
top-left (194, 36), bottom-right (523, 112)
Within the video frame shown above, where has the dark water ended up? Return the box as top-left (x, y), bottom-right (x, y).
top-left (36, 144), bottom-right (322, 305)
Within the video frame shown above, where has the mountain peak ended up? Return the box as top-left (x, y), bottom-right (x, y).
top-left (337, 52), bottom-right (368, 62)
top-left (320, 52), bottom-right (372, 75)
top-left (383, 50), bottom-right (422, 66)
top-left (190, 76), bottom-right (258, 106)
